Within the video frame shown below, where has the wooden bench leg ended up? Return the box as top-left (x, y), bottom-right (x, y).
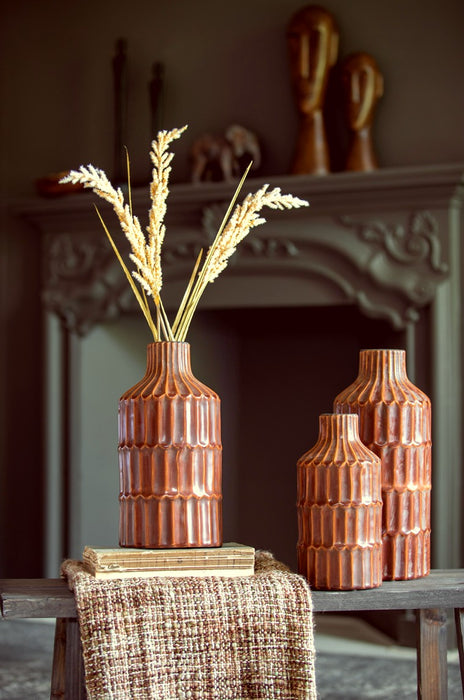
top-left (50, 617), bottom-right (86, 699)
top-left (416, 608), bottom-right (448, 699)
top-left (51, 618), bottom-right (66, 698)
top-left (454, 608), bottom-right (464, 696)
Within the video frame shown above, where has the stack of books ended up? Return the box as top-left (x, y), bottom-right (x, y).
top-left (83, 542), bottom-right (255, 579)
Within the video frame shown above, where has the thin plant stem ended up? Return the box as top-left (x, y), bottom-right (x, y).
top-left (95, 206), bottom-right (158, 341)
top-left (172, 249), bottom-right (203, 337)
top-left (126, 143), bottom-right (161, 339)
top-left (125, 146), bottom-right (133, 217)
top-left (156, 307), bottom-right (161, 339)
top-left (158, 298), bottom-right (174, 341)
top-left (175, 163), bottom-right (252, 341)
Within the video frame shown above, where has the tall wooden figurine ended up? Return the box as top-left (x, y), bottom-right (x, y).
top-left (287, 5), bottom-right (339, 174)
top-left (341, 52), bottom-right (384, 172)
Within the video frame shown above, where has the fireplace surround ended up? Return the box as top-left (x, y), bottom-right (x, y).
top-left (18, 163), bottom-right (464, 574)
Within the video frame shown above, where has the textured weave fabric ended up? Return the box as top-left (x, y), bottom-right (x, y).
top-left (61, 551), bottom-right (316, 700)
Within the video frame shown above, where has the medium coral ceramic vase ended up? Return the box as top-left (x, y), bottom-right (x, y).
top-left (333, 349), bottom-right (431, 580)
top-left (118, 341), bottom-right (222, 548)
top-left (297, 413), bottom-right (383, 590)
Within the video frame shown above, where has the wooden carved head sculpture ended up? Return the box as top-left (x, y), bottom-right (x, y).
top-left (341, 52), bottom-right (384, 171)
top-left (287, 5), bottom-right (339, 174)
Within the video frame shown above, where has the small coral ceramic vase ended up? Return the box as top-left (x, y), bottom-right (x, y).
top-left (118, 341), bottom-right (222, 548)
top-left (297, 413), bottom-right (383, 590)
top-left (333, 349), bottom-right (431, 580)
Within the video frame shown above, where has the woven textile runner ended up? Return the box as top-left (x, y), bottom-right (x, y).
top-left (61, 551), bottom-right (316, 700)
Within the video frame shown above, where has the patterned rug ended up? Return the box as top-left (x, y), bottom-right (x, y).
top-left (61, 550), bottom-right (317, 699)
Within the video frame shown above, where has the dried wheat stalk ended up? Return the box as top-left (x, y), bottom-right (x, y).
top-left (60, 125), bottom-right (308, 342)
top-left (174, 183), bottom-right (309, 341)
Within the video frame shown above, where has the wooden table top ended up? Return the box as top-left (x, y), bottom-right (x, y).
top-left (1, 569), bottom-right (464, 619)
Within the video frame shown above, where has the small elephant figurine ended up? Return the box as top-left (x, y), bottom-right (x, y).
top-left (190, 124), bottom-right (261, 183)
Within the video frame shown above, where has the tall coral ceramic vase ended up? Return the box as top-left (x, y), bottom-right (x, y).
top-left (333, 349), bottom-right (431, 580)
top-left (118, 341), bottom-right (222, 548)
top-left (297, 413), bottom-right (383, 590)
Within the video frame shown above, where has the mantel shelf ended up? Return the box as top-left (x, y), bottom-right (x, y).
top-left (15, 162), bottom-right (464, 219)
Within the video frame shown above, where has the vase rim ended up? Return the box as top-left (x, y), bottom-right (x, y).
top-left (319, 412), bottom-right (357, 417)
top-left (359, 348), bottom-right (405, 353)
top-left (147, 340), bottom-right (190, 346)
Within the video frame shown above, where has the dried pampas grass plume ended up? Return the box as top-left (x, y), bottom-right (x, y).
top-left (61, 125), bottom-right (309, 341)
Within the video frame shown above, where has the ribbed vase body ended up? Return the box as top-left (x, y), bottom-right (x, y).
top-left (118, 342), bottom-right (222, 548)
top-left (334, 349), bottom-right (431, 580)
top-left (297, 413), bottom-right (383, 590)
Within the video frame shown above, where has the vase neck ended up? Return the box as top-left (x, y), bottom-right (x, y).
top-left (358, 349), bottom-right (407, 383)
top-left (318, 413), bottom-right (360, 444)
top-left (146, 341), bottom-right (191, 376)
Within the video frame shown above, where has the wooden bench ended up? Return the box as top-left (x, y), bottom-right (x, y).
top-left (2, 570), bottom-right (464, 699)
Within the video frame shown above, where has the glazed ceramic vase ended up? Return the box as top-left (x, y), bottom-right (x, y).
top-left (118, 341), bottom-right (222, 548)
top-left (297, 413), bottom-right (383, 590)
top-left (333, 349), bottom-right (431, 580)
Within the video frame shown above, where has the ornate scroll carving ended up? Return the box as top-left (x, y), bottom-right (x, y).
top-left (336, 210), bottom-right (449, 321)
top-left (42, 232), bottom-right (128, 335)
top-left (340, 211), bottom-right (448, 273)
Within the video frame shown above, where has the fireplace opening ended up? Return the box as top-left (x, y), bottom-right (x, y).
top-left (185, 303), bottom-right (406, 568)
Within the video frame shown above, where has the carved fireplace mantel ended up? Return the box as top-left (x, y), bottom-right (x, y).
top-left (15, 163), bottom-right (464, 571)
top-left (17, 163), bottom-right (463, 336)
